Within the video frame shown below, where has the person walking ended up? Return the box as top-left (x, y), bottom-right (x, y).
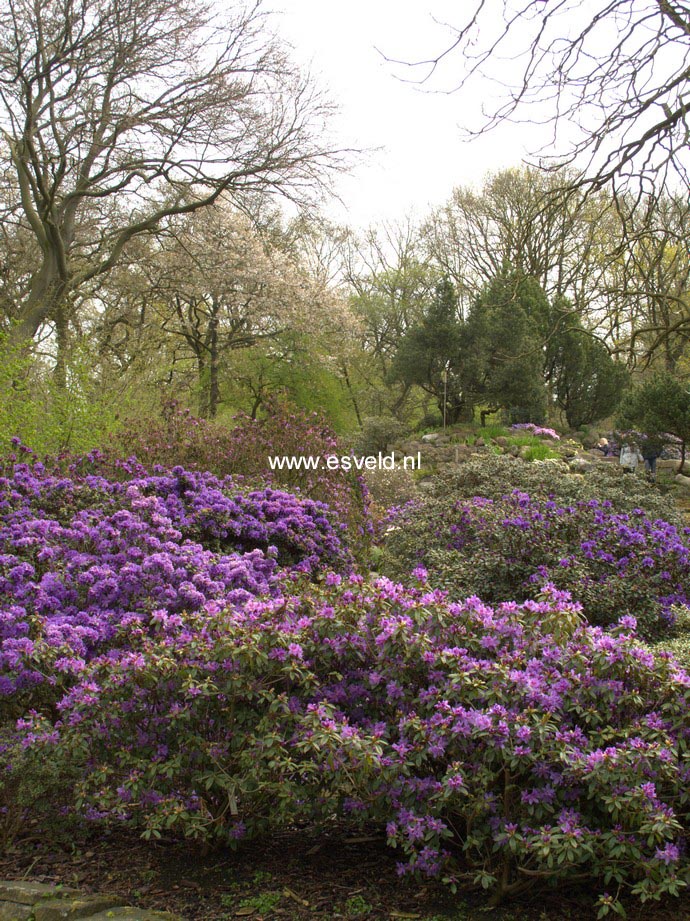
top-left (641, 435), bottom-right (663, 482)
top-left (619, 439), bottom-right (643, 474)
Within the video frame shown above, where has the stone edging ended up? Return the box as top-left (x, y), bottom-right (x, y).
top-left (0, 881), bottom-right (183, 921)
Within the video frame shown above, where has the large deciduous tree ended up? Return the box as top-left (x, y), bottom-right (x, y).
top-left (422, 167), bottom-right (616, 310)
top-left (0, 0), bottom-right (338, 354)
top-left (599, 193), bottom-right (690, 371)
top-left (148, 202), bottom-right (347, 418)
top-left (342, 220), bottom-right (442, 419)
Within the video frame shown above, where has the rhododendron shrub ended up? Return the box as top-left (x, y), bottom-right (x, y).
top-left (0, 448), bottom-right (351, 708)
top-left (428, 455), bottom-right (684, 524)
top-left (110, 401), bottom-right (371, 551)
top-left (382, 491), bottom-right (690, 637)
top-left (510, 422), bottom-right (560, 440)
top-left (14, 577), bottom-right (690, 914)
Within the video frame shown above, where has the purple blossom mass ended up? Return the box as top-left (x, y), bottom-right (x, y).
top-left (0, 450), bottom-right (350, 697)
top-left (3, 441), bottom-right (690, 914)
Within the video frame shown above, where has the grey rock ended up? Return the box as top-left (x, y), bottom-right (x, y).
top-left (452, 445), bottom-right (474, 461)
top-left (568, 457), bottom-right (592, 473)
top-left (35, 897), bottom-right (122, 921)
top-left (674, 473), bottom-right (690, 488)
top-left (421, 433), bottom-right (440, 443)
top-left (82, 910), bottom-right (180, 921)
top-left (0, 884), bottom-right (79, 906)
top-left (0, 905), bottom-right (33, 921)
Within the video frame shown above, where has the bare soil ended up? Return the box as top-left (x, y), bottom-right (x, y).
top-left (2, 822), bottom-right (690, 921)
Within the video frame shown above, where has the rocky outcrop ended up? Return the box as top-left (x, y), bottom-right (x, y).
top-left (0, 883), bottom-right (181, 921)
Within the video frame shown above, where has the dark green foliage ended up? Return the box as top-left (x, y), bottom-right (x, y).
top-left (618, 373), bottom-right (690, 467)
top-left (460, 269), bottom-right (549, 423)
top-left (388, 278), bottom-right (470, 423)
top-left (546, 304), bottom-right (629, 428)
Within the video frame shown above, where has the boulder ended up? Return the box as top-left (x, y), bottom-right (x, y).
top-left (559, 445), bottom-right (577, 458)
top-left (0, 905), bottom-right (32, 921)
top-left (35, 897), bottom-right (121, 921)
top-left (0, 885), bottom-right (79, 907)
top-left (568, 456), bottom-right (592, 473)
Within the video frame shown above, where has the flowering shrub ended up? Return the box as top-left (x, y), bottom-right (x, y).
top-left (111, 401), bottom-right (371, 552)
top-left (381, 490), bottom-right (690, 637)
top-left (511, 423), bottom-right (560, 440)
top-left (425, 455), bottom-right (684, 523)
top-left (14, 577), bottom-right (690, 915)
top-left (0, 447), bottom-right (351, 707)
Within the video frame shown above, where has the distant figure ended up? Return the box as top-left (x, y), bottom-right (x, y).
top-left (619, 441), bottom-right (643, 474)
top-left (641, 435), bottom-right (664, 482)
top-left (596, 437), bottom-right (609, 454)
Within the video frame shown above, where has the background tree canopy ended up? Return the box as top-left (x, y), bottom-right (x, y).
top-left (0, 0), bottom-right (687, 450)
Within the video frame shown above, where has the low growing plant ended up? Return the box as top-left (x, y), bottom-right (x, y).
top-left (12, 576), bottom-right (690, 917)
top-left (110, 400), bottom-right (372, 554)
top-left (381, 488), bottom-right (690, 637)
top-left (0, 446), bottom-right (352, 711)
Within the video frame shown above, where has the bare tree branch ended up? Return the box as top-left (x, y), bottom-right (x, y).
top-left (0, 0), bottom-right (347, 347)
top-left (385, 0), bottom-right (690, 194)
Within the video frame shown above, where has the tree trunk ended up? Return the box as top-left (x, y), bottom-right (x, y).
top-left (10, 253), bottom-right (67, 348)
top-left (197, 356), bottom-right (208, 417)
top-left (207, 313), bottom-right (220, 419)
top-left (340, 360), bottom-right (363, 428)
top-left (53, 303), bottom-right (70, 390)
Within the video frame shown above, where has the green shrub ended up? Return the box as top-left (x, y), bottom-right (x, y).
top-left (0, 338), bottom-right (120, 456)
top-left (14, 577), bottom-right (690, 915)
top-left (427, 455), bottom-right (683, 523)
top-left (380, 458), bottom-right (689, 637)
top-left (354, 416), bottom-right (406, 456)
top-left (110, 400), bottom-right (372, 552)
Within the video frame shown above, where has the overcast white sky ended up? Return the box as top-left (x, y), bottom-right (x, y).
top-left (274, 0), bottom-right (555, 228)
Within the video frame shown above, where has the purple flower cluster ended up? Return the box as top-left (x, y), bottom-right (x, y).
top-left (510, 423), bottom-right (560, 440)
top-left (0, 452), bottom-right (351, 698)
top-left (383, 490), bottom-right (690, 636)
top-left (15, 576), bottom-right (690, 910)
top-left (108, 401), bottom-right (373, 552)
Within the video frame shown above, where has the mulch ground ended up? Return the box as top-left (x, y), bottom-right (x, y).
top-left (2, 822), bottom-right (690, 921)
